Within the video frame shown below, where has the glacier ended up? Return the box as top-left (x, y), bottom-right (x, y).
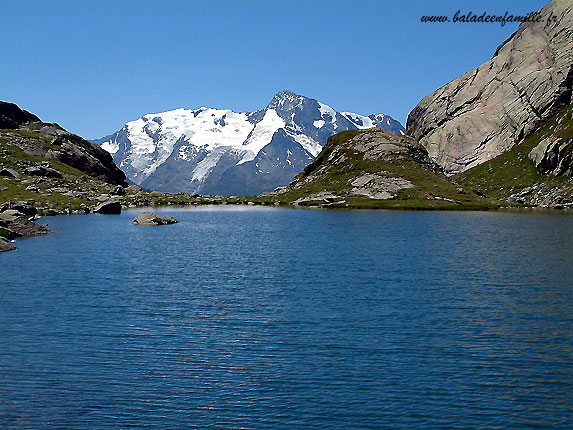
top-left (96, 90), bottom-right (405, 195)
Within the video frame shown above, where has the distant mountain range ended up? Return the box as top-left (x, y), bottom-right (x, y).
top-left (94, 90), bottom-right (404, 195)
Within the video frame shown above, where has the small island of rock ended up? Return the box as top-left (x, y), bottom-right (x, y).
top-left (132, 212), bottom-right (179, 226)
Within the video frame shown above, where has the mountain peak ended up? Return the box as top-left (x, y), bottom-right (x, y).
top-left (98, 91), bottom-right (404, 195)
top-left (268, 89), bottom-right (308, 110)
top-left (275, 89), bottom-right (298, 98)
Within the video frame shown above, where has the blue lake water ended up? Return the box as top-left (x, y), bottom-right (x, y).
top-left (1, 207), bottom-right (572, 429)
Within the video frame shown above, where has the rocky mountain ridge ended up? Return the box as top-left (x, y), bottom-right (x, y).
top-left (97, 90), bottom-right (405, 195)
top-left (407, 0), bottom-right (573, 176)
top-left (0, 101), bottom-right (131, 252)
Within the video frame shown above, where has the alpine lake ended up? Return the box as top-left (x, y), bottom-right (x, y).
top-left (1, 206), bottom-right (572, 429)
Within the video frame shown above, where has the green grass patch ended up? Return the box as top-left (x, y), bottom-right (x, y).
top-left (262, 129), bottom-right (498, 210)
top-left (0, 139), bottom-right (85, 178)
top-left (0, 179), bottom-right (90, 212)
top-left (454, 104), bottom-right (573, 200)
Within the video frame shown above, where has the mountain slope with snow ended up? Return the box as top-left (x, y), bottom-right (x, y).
top-left (97, 90), bottom-right (405, 195)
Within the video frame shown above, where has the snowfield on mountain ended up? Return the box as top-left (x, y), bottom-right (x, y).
top-left (95, 90), bottom-right (404, 195)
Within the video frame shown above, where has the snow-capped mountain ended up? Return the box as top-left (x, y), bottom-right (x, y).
top-left (97, 90), bottom-right (405, 195)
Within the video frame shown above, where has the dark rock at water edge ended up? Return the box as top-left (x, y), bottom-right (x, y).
top-left (133, 212), bottom-right (179, 226)
top-left (0, 201), bottom-right (37, 216)
top-left (0, 237), bottom-right (16, 252)
top-left (0, 209), bottom-right (50, 238)
top-left (93, 200), bottom-right (122, 214)
top-left (0, 206), bottom-right (51, 252)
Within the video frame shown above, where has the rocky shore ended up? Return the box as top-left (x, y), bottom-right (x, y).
top-left (0, 201), bottom-right (50, 252)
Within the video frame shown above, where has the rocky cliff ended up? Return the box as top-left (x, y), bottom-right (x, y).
top-left (454, 103), bottom-right (573, 208)
top-left (407, 0), bottom-right (573, 176)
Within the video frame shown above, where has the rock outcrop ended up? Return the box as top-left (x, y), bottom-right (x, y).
top-left (0, 101), bottom-right (40, 129)
top-left (406, 0), bottom-right (573, 175)
top-left (270, 128), bottom-right (494, 209)
top-left (0, 237), bottom-right (16, 252)
top-left (0, 203), bottom-right (51, 252)
top-left (528, 103), bottom-right (573, 177)
top-left (0, 101), bottom-right (127, 186)
top-left (46, 133), bottom-right (127, 186)
top-left (0, 167), bottom-right (20, 178)
top-left (132, 212), bottom-right (179, 225)
top-left (26, 163), bottom-right (63, 178)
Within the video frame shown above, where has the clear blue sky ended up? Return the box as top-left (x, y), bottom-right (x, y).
top-left (1, 0), bottom-right (548, 139)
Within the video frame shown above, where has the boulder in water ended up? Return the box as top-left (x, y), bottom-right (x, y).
top-left (132, 212), bottom-right (178, 226)
top-left (93, 200), bottom-right (122, 214)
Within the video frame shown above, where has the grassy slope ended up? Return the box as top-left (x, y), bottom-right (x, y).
top-left (0, 129), bottom-right (230, 213)
top-left (0, 135), bottom-right (92, 211)
top-left (454, 104), bottom-right (573, 203)
top-left (258, 130), bottom-right (497, 210)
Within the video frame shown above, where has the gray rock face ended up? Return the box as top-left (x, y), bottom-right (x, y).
top-left (528, 104), bottom-right (573, 176)
top-left (133, 212), bottom-right (178, 225)
top-left (350, 174), bottom-right (415, 200)
top-left (126, 184), bottom-right (142, 194)
top-left (26, 164), bottom-right (63, 178)
top-left (407, 0), bottom-right (573, 174)
top-left (93, 200), bottom-right (122, 214)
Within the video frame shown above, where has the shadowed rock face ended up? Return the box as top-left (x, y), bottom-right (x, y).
top-left (407, 0), bottom-right (573, 175)
top-left (528, 103), bottom-right (573, 177)
top-left (46, 133), bottom-right (128, 186)
top-left (0, 101), bottom-right (40, 129)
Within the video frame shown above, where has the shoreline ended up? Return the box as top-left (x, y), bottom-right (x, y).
top-left (2, 201), bottom-right (570, 254)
